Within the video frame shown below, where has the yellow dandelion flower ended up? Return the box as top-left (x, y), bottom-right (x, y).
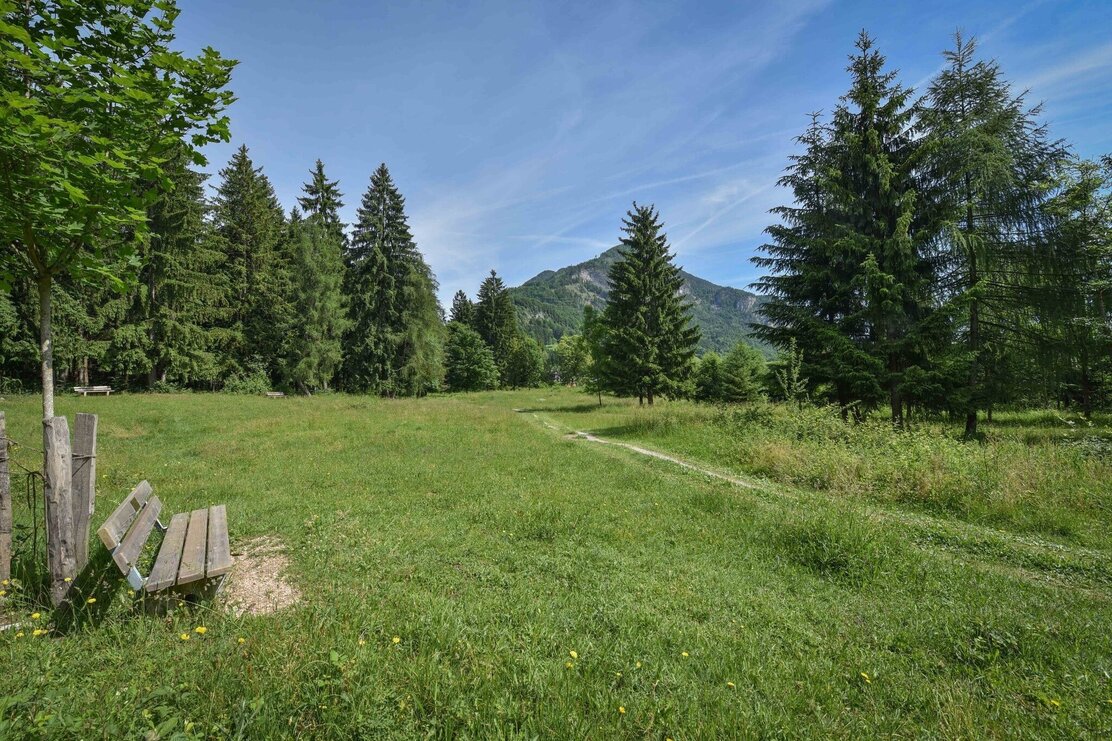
top-left (618, 706), bottom-right (626, 715)
top-left (392, 636), bottom-right (401, 644)
top-left (1049, 699), bottom-right (1060, 708)
top-left (565, 661), bottom-right (573, 669)
top-left (194, 626), bottom-right (207, 635)
top-left (358, 639), bottom-right (366, 646)
top-left (1, 579), bottom-right (8, 585)
top-left (63, 577), bottom-right (71, 583)
top-left (569, 650), bottom-right (578, 660)
top-left (14, 632), bottom-right (23, 638)
top-left (860, 672), bottom-right (871, 684)
top-left (238, 637), bottom-right (246, 645)
top-left (32, 629), bottom-right (46, 637)
top-left (0, 590), bottom-right (6, 597)
top-left (727, 681), bottom-right (736, 689)
top-left (681, 651), bottom-right (689, 658)
top-left (30, 612), bottom-right (40, 620)
top-left (180, 633), bottom-right (190, 641)
top-left (635, 661), bottom-right (642, 668)
top-left (86, 597), bottom-right (96, 604)
top-left (615, 672), bottom-right (622, 678)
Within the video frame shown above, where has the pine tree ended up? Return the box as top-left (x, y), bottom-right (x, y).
top-left (473, 270), bottom-right (519, 380)
top-left (212, 145), bottom-right (290, 382)
top-left (694, 352), bottom-right (726, 402)
top-left (598, 204), bottom-right (700, 405)
top-left (298, 159), bottom-right (346, 246)
top-left (449, 290), bottom-right (476, 326)
top-left (281, 215), bottom-right (349, 393)
top-left (343, 163), bottom-right (442, 395)
top-left (921, 33), bottom-right (1067, 435)
top-left (444, 322), bottom-right (499, 391)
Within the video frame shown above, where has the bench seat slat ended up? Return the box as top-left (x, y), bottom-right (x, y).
top-left (146, 512), bottom-right (189, 593)
top-left (177, 509), bottom-right (209, 585)
top-left (98, 481), bottom-right (152, 551)
top-left (112, 496), bottom-right (161, 573)
top-left (205, 505), bottom-right (233, 578)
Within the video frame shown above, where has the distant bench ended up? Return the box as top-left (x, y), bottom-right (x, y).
top-left (265, 391), bottom-right (285, 398)
top-left (98, 481), bottom-right (232, 600)
top-left (74, 385), bottom-right (113, 396)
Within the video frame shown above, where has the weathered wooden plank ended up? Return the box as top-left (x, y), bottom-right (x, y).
top-left (205, 505), bottom-right (233, 578)
top-left (0, 412), bottom-right (11, 583)
top-left (177, 508), bottom-right (209, 585)
top-left (112, 496), bottom-right (161, 574)
top-left (146, 512), bottom-right (189, 593)
top-left (44, 416), bottom-right (75, 605)
top-left (71, 413), bottom-right (98, 571)
top-left (97, 481), bottom-right (152, 550)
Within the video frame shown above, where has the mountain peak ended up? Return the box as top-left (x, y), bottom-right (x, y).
top-left (508, 247), bottom-right (765, 352)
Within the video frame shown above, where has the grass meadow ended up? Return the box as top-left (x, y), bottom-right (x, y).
top-left (1, 389), bottom-right (1110, 738)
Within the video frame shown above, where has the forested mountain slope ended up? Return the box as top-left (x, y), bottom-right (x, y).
top-left (509, 246), bottom-right (766, 352)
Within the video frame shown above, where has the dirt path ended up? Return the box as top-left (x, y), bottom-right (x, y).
top-left (525, 411), bottom-right (1112, 594)
top-left (568, 431), bottom-right (762, 490)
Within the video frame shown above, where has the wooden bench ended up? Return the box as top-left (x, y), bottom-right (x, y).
top-left (98, 481), bottom-right (232, 599)
top-left (265, 391), bottom-right (285, 398)
top-left (74, 385), bottom-right (113, 396)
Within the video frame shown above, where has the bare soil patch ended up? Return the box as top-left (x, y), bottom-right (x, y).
top-left (222, 536), bottom-right (301, 617)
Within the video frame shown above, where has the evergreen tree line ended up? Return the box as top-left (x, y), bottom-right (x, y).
top-left (753, 32), bottom-right (1111, 433)
top-left (0, 147), bottom-right (443, 396)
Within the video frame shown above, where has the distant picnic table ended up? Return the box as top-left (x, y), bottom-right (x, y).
top-left (74, 385), bottom-right (112, 396)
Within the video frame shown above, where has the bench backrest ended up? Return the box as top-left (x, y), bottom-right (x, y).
top-left (97, 481), bottom-right (152, 550)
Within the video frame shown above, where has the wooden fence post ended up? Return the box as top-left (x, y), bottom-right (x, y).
top-left (71, 413), bottom-right (98, 572)
top-left (43, 416), bottom-right (75, 605)
top-left (0, 412), bottom-right (11, 583)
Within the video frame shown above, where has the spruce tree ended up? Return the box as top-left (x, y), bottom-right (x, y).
top-left (212, 145), bottom-right (290, 382)
top-left (831, 32), bottom-right (933, 426)
top-left (116, 154), bottom-right (228, 388)
top-left (921, 33), bottom-right (1066, 435)
top-left (450, 290), bottom-right (476, 326)
top-left (298, 159), bottom-right (346, 246)
top-left (753, 113), bottom-right (881, 417)
top-left (281, 214), bottom-right (349, 393)
top-left (343, 163), bottom-right (442, 395)
top-left (473, 270), bottom-right (519, 380)
top-left (598, 204), bottom-right (700, 405)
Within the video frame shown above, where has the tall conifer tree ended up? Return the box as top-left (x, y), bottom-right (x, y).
top-left (281, 213), bottom-right (348, 393)
top-left (298, 159), bottom-right (346, 246)
top-left (921, 34), bottom-right (1066, 435)
top-left (212, 145), bottom-right (290, 380)
top-left (598, 204), bottom-right (700, 405)
top-left (343, 163), bottom-right (441, 395)
top-left (473, 270), bottom-right (519, 380)
top-left (449, 290), bottom-right (476, 326)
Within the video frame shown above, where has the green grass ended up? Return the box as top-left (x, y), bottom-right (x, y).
top-left (1, 389), bottom-right (1110, 738)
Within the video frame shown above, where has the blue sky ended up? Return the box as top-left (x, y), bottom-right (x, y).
top-left (173, 0), bottom-right (1112, 302)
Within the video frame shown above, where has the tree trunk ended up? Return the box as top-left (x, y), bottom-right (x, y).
top-left (647, 389), bottom-right (654, 407)
top-left (1080, 345), bottom-right (1092, 419)
top-left (38, 275), bottom-right (55, 421)
top-left (964, 193), bottom-right (980, 439)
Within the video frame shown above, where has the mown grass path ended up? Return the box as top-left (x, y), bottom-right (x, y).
top-left (0, 390), bottom-right (1109, 738)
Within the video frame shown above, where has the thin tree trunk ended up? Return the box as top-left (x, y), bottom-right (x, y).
top-left (38, 275), bottom-right (54, 421)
